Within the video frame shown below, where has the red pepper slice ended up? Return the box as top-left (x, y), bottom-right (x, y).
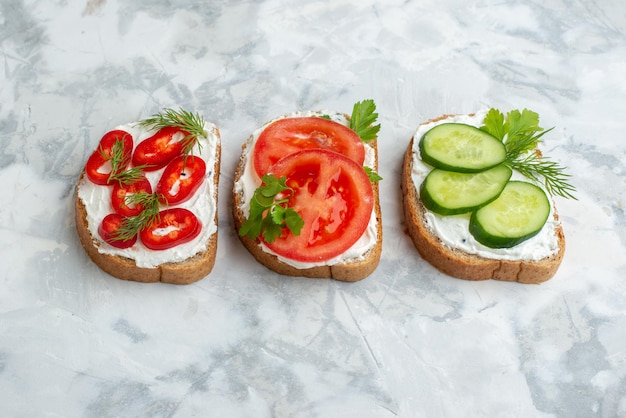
top-left (85, 130), bottom-right (133, 185)
top-left (111, 175), bottom-right (153, 217)
top-left (132, 126), bottom-right (189, 171)
top-left (140, 208), bottom-right (202, 250)
top-left (156, 155), bottom-right (206, 205)
top-left (98, 213), bottom-right (137, 249)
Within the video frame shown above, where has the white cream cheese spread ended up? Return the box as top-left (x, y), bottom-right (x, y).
top-left (78, 121), bottom-right (219, 268)
top-left (410, 110), bottom-right (560, 261)
top-left (233, 110), bottom-right (378, 269)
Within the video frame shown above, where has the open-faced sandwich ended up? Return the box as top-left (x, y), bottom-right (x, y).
top-left (401, 108), bottom-right (575, 284)
top-left (233, 100), bottom-right (383, 282)
top-left (75, 108), bottom-right (221, 284)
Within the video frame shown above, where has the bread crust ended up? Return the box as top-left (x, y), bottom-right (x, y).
top-left (232, 134), bottom-right (382, 282)
top-left (74, 142), bottom-right (221, 285)
top-left (402, 136), bottom-right (565, 284)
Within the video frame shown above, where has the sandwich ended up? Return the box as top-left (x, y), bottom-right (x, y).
top-left (401, 108), bottom-right (575, 284)
top-left (75, 108), bottom-right (221, 284)
top-left (233, 100), bottom-right (382, 282)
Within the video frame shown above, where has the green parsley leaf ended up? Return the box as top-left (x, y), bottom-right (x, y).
top-left (364, 166), bottom-right (382, 183)
top-left (480, 108), bottom-right (507, 141)
top-left (270, 204), bottom-right (287, 225)
top-left (239, 174), bottom-right (304, 243)
top-left (283, 208), bottom-right (304, 235)
top-left (350, 99), bottom-right (381, 142)
top-left (261, 214), bottom-right (283, 243)
top-left (259, 174), bottom-right (289, 197)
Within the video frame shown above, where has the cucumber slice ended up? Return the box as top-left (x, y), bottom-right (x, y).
top-left (419, 123), bottom-right (506, 172)
top-left (420, 164), bottom-right (512, 216)
top-left (469, 181), bottom-right (551, 248)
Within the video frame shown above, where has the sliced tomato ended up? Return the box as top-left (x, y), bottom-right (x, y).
top-left (132, 126), bottom-right (190, 171)
top-left (85, 130), bottom-right (133, 185)
top-left (98, 213), bottom-right (137, 249)
top-left (111, 175), bottom-right (153, 217)
top-left (156, 155), bottom-right (206, 205)
top-left (253, 117), bottom-right (365, 178)
top-left (140, 208), bottom-right (202, 250)
top-left (262, 149), bottom-right (373, 262)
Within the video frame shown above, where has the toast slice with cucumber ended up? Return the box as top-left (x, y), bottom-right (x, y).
top-left (402, 110), bottom-right (573, 284)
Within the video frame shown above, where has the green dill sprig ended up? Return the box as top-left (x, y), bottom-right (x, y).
top-left (108, 164), bottom-right (150, 186)
top-left (507, 153), bottom-right (577, 200)
top-left (99, 137), bottom-right (131, 184)
top-left (239, 174), bottom-right (304, 243)
top-left (138, 107), bottom-right (207, 157)
top-left (111, 192), bottom-right (163, 242)
top-left (481, 108), bottom-right (576, 199)
top-left (103, 138), bottom-right (152, 186)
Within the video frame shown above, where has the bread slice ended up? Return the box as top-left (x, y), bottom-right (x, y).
top-left (74, 126), bottom-right (221, 285)
top-left (232, 115), bottom-right (382, 282)
top-left (401, 116), bottom-right (565, 284)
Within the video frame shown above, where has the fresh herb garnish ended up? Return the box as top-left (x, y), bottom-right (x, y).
top-left (108, 164), bottom-right (149, 186)
top-left (350, 99), bottom-right (380, 142)
top-left (239, 174), bottom-right (304, 243)
top-left (481, 108), bottom-right (576, 199)
top-left (138, 107), bottom-right (207, 157)
top-left (99, 138), bottom-right (131, 185)
top-left (102, 138), bottom-right (152, 186)
top-left (104, 139), bottom-right (144, 185)
top-left (350, 99), bottom-right (383, 182)
top-left (111, 192), bottom-right (163, 242)
top-left (364, 166), bottom-right (382, 183)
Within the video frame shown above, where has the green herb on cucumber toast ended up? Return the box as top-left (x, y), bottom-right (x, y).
top-left (480, 108), bottom-right (576, 200)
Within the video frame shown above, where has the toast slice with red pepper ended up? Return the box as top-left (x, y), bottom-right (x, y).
top-left (74, 109), bottom-right (221, 284)
top-left (232, 102), bottom-right (383, 282)
top-left (401, 111), bottom-right (570, 284)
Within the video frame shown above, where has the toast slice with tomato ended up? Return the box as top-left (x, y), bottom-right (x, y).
top-left (74, 109), bottom-right (221, 284)
top-left (233, 101), bottom-right (383, 282)
top-left (401, 111), bottom-right (570, 283)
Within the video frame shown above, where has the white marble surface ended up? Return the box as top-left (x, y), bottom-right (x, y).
top-left (1, 1), bottom-right (625, 417)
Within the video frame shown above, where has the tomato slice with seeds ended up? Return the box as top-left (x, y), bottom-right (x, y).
top-left (253, 117), bottom-right (365, 178)
top-left (156, 155), bottom-right (206, 205)
top-left (111, 175), bottom-right (153, 217)
top-left (85, 130), bottom-right (133, 185)
top-left (132, 126), bottom-right (190, 171)
top-left (98, 213), bottom-right (137, 249)
top-left (140, 208), bottom-right (202, 250)
top-left (262, 149), bottom-right (373, 262)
